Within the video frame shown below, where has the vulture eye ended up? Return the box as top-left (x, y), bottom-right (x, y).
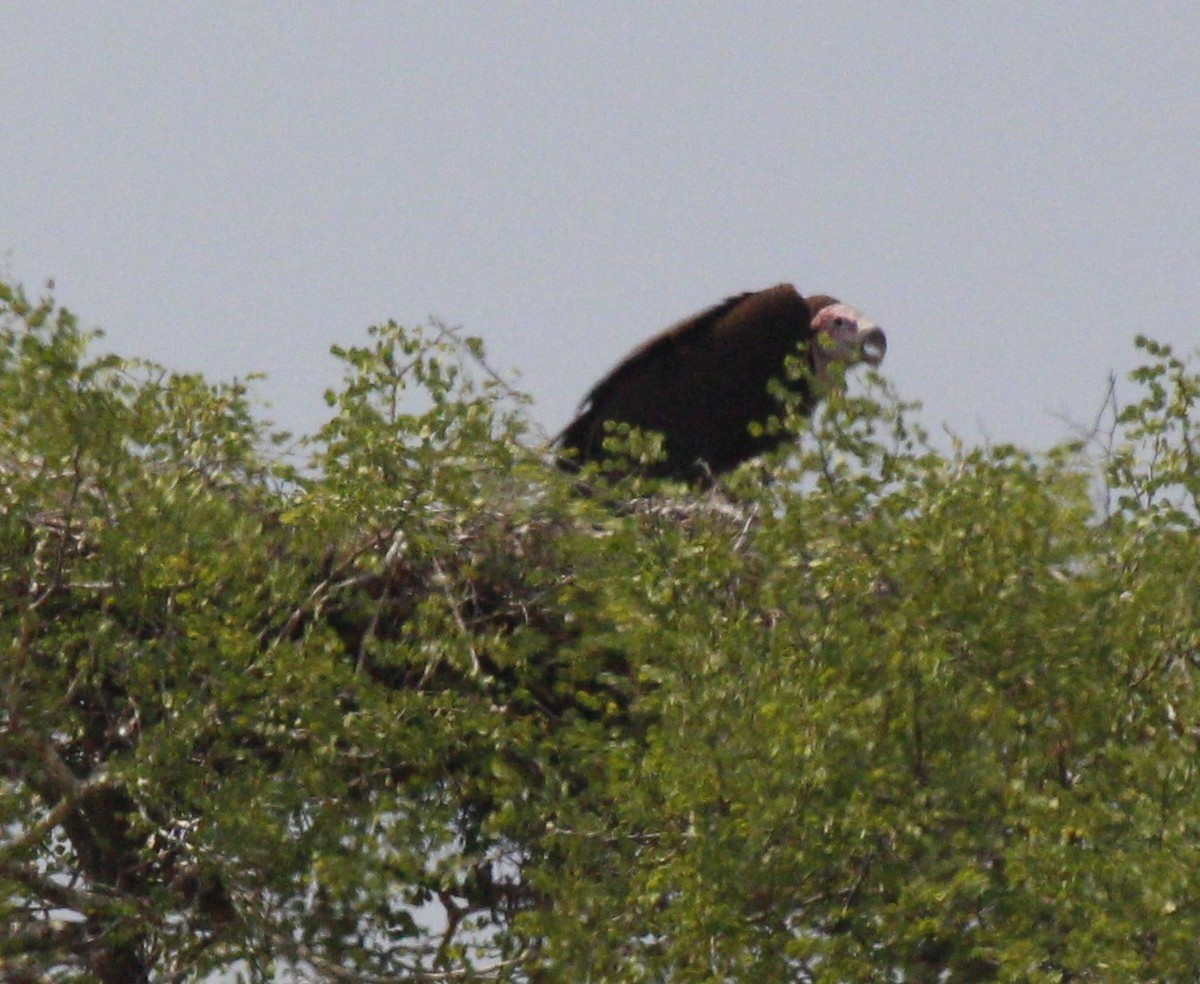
top-left (832, 316), bottom-right (848, 329)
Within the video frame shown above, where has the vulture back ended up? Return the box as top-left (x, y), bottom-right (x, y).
top-left (557, 283), bottom-right (824, 479)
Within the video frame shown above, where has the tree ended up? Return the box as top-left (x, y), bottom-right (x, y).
top-left (2, 278), bottom-right (1199, 982)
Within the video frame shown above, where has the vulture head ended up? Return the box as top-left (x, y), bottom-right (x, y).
top-left (806, 296), bottom-right (888, 382)
top-left (556, 284), bottom-right (887, 482)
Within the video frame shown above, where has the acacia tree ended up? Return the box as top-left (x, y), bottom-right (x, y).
top-left (2, 278), bottom-right (1199, 983)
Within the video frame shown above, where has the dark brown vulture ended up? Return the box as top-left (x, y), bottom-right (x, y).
top-left (555, 283), bottom-right (886, 481)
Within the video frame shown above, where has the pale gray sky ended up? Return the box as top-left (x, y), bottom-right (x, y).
top-left (4, 4), bottom-right (1198, 452)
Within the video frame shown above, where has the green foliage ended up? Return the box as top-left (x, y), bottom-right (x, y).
top-left (2, 277), bottom-right (1199, 982)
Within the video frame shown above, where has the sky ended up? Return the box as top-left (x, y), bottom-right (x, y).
top-left (3, 4), bottom-right (1198, 457)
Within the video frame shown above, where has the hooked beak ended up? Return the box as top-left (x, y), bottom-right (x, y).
top-left (859, 326), bottom-right (887, 366)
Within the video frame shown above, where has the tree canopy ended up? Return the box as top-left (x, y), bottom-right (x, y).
top-left (2, 278), bottom-right (1199, 983)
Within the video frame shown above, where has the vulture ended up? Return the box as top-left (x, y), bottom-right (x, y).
top-left (555, 283), bottom-right (887, 481)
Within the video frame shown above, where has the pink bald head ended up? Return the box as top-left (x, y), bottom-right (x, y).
top-left (809, 301), bottom-right (887, 374)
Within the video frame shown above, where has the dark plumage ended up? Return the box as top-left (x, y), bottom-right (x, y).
top-left (555, 283), bottom-right (886, 481)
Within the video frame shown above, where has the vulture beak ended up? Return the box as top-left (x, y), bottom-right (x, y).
top-left (859, 325), bottom-right (887, 366)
